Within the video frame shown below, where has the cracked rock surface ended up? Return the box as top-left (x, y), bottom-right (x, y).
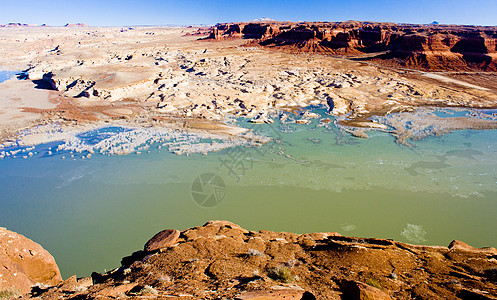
top-left (20, 221), bottom-right (497, 299)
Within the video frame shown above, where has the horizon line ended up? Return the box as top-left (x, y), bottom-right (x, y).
top-left (1, 19), bottom-right (496, 28)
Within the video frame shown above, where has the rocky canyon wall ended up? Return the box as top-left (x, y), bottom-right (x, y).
top-left (208, 21), bottom-right (497, 71)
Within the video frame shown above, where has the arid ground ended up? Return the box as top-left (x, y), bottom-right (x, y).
top-left (1, 24), bottom-right (497, 148)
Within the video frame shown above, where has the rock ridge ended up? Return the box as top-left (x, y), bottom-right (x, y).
top-left (19, 220), bottom-right (497, 299)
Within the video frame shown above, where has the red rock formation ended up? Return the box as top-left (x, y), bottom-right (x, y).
top-left (183, 27), bottom-right (211, 37)
top-left (206, 21), bottom-right (497, 71)
top-left (20, 221), bottom-right (497, 299)
top-left (144, 229), bottom-right (180, 252)
top-left (208, 23), bottom-right (281, 40)
top-left (0, 227), bottom-right (62, 295)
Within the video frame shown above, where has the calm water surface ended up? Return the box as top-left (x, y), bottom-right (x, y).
top-left (0, 70), bottom-right (19, 83)
top-left (0, 108), bottom-right (496, 278)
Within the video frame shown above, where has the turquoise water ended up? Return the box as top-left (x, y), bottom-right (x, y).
top-left (1, 108), bottom-right (497, 278)
top-left (0, 70), bottom-right (19, 83)
top-left (0, 70), bottom-right (29, 84)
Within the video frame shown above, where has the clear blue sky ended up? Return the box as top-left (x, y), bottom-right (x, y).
top-left (1, 0), bottom-right (495, 26)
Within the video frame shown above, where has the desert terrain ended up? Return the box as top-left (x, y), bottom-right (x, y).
top-left (0, 22), bottom-right (497, 151)
top-left (2, 22), bottom-right (497, 299)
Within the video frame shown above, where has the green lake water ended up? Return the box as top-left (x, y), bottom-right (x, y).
top-left (0, 108), bottom-right (496, 278)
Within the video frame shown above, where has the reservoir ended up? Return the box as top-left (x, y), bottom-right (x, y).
top-left (0, 107), bottom-right (496, 278)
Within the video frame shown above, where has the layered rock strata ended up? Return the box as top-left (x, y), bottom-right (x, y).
top-left (209, 21), bottom-right (497, 71)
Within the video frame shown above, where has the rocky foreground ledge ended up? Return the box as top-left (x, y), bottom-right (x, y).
top-left (3, 221), bottom-right (497, 299)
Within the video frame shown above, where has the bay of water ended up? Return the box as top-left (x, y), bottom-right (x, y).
top-left (0, 108), bottom-right (496, 278)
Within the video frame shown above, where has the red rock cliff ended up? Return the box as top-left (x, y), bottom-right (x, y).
top-left (207, 21), bottom-right (497, 71)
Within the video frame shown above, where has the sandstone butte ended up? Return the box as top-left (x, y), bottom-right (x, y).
top-left (0, 221), bottom-right (495, 299)
top-left (207, 20), bottom-right (497, 71)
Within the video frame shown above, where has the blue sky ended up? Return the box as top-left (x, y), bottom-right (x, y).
top-left (1, 0), bottom-right (495, 26)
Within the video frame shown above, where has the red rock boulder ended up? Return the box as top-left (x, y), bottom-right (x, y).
top-left (0, 227), bottom-right (62, 295)
top-left (144, 229), bottom-right (180, 252)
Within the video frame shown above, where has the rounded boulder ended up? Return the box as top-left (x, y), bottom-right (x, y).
top-left (144, 229), bottom-right (180, 252)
